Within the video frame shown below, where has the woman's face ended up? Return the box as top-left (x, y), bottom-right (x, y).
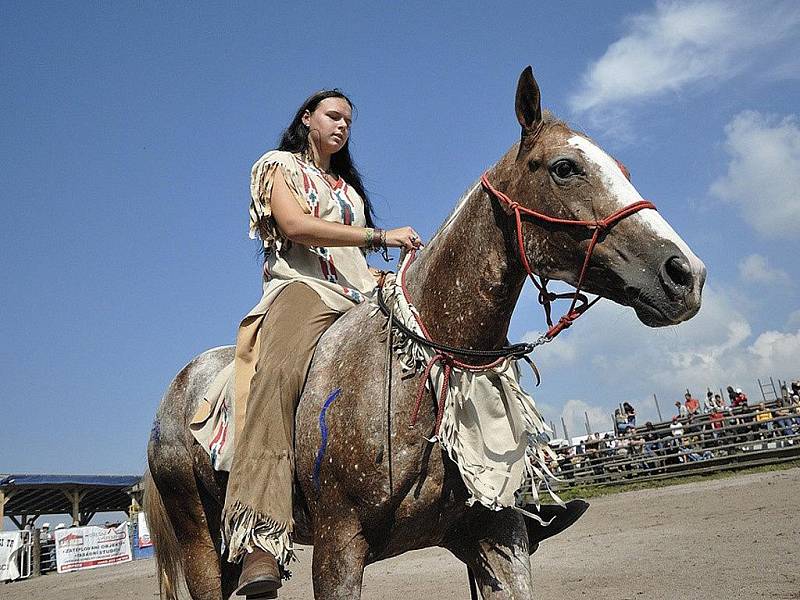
top-left (303, 97), bottom-right (352, 157)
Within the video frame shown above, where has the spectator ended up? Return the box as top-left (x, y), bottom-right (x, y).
top-left (774, 397), bottom-right (797, 437)
top-left (684, 392), bottom-right (700, 415)
top-left (675, 400), bottom-right (689, 419)
top-left (731, 387), bottom-right (749, 408)
top-left (703, 390), bottom-right (716, 413)
top-left (615, 408), bottom-right (631, 434)
top-left (727, 385), bottom-right (738, 405)
top-left (714, 393), bottom-right (726, 410)
top-left (755, 402), bottom-right (773, 437)
top-left (642, 421), bottom-right (662, 451)
top-left (642, 421), bottom-right (663, 472)
top-left (623, 401), bottom-right (637, 427)
top-left (791, 380), bottom-right (800, 398)
top-left (670, 416), bottom-right (684, 442)
top-left (788, 395), bottom-right (800, 431)
top-left (709, 407), bottom-right (725, 443)
top-left (684, 438), bottom-right (714, 461)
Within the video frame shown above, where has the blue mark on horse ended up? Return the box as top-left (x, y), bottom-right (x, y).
top-left (312, 388), bottom-right (342, 491)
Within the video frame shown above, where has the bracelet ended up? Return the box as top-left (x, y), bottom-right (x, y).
top-left (372, 228), bottom-right (385, 251)
top-left (364, 227), bottom-right (374, 249)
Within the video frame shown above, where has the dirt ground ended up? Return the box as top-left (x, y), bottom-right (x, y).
top-left (5, 467), bottom-right (799, 599)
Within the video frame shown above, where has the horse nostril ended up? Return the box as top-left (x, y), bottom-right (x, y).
top-left (664, 256), bottom-right (693, 290)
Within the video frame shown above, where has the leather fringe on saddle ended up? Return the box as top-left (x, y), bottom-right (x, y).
top-left (372, 273), bottom-right (562, 518)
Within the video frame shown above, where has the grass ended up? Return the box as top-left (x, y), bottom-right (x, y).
top-left (545, 459), bottom-right (800, 502)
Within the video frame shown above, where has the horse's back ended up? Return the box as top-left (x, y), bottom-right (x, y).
top-left (149, 345), bottom-right (234, 474)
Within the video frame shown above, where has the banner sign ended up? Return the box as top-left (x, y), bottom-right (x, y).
top-left (137, 512), bottom-right (152, 548)
top-left (0, 531), bottom-right (23, 581)
top-left (55, 523), bottom-right (132, 573)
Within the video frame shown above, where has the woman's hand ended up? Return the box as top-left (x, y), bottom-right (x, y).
top-left (385, 226), bottom-right (423, 250)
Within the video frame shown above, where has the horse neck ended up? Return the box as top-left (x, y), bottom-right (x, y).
top-left (403, 164), bottom-right (527, 354)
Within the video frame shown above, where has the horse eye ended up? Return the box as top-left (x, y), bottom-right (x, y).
top-left (551, 159), bottom-right (577, 180)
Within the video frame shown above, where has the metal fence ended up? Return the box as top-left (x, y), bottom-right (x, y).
top-left (40, 540), bottom-right (56, 573)
top-left (12, 530), bottom-right (33, 580)
top-left (532, 402), bottom-right (800, 493)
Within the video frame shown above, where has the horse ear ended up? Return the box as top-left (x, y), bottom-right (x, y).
top-left (515, 66), bottom-right (542, 132)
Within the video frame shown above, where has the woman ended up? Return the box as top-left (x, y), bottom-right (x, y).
top-left (623, 401), bottom-right (636, 427)
top-left (222, 90), bottom-right (422, 597)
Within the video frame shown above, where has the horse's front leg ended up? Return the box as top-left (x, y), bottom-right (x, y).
top-left (445, 508), bottom-right (533, 599)
top-left (311, 499), bottom-right (369, 600)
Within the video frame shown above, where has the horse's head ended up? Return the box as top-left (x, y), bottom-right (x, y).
top-left (495, 67), bottom-right (705, 327)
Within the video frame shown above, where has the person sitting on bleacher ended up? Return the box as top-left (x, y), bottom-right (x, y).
top-left (774, 398), bottom-right (797, 437)
top-left (755, 402), bottom-right (774, 438)
top-left (709, 408), bottom-right (725, 443)
top-left (731, 387), bottom-right (749, 408)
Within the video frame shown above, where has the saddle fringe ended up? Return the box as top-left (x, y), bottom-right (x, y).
top-left (374, 274), bottom-right (562, 514)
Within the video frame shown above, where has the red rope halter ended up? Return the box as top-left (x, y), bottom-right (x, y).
top-left (479, 172), bottom-right (657, 339)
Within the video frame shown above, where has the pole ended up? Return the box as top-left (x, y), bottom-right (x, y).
top-left (653, 394), bottom-right (663, 422)
top-left (584, 411), bottom-right (591, 435)
top-left (32, 529), bottom-right (41, 577)
top-left (758, 378), bottom-right (766, 402)
top-left (561, 416), bottom-right (569, 443)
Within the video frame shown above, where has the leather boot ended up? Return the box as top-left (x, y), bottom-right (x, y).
top-left (233, 548), bottom-right (282, 598)
top-left (524, 499), bottom-right (589, 553)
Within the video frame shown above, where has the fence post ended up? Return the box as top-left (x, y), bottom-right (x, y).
top-left (31, 529), bottom-right (41, 577)
top-left (653, 394), bottom-right (663, 422)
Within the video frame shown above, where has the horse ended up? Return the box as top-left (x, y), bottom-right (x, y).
top-left (144, 66), bottom-right (706, 600)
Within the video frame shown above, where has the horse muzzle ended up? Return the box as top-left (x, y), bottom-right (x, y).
top-left (624, 247), bottom-right (706, 327)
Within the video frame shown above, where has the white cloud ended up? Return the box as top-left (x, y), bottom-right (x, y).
top-left (570, 1), bottom-right (800, 114)
top-left (709, 111), bottom-right (800, 237)
top-left (522, 282), bottom-right (799, 421)
top-left (738, 254), bottom-right (790, 284)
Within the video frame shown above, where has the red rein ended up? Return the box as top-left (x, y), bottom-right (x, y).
top-left (405, 172), bottom-right (656, 436)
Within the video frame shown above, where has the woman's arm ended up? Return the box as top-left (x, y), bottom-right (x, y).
top-left (270, 169), bottom-right (421, 250)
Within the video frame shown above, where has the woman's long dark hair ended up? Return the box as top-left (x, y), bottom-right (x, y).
top-left (277, 89), bottom-right (375, 228)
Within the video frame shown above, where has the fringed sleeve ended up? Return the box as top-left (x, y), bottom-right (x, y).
top-left (249, 151), bottom-right (310, 250)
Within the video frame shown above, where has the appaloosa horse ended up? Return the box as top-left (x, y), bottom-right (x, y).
top-left (145, 67), bottom-right (705, 600)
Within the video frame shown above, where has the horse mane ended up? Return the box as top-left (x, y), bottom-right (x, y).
top-left (430, 110), bottom-right (567, 245)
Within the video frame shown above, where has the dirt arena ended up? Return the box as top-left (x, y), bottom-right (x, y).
top-left (5, 467), bottom-right (798, 599)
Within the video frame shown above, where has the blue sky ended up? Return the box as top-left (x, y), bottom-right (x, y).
top-left (2, 0), bottom-right (799, 491)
